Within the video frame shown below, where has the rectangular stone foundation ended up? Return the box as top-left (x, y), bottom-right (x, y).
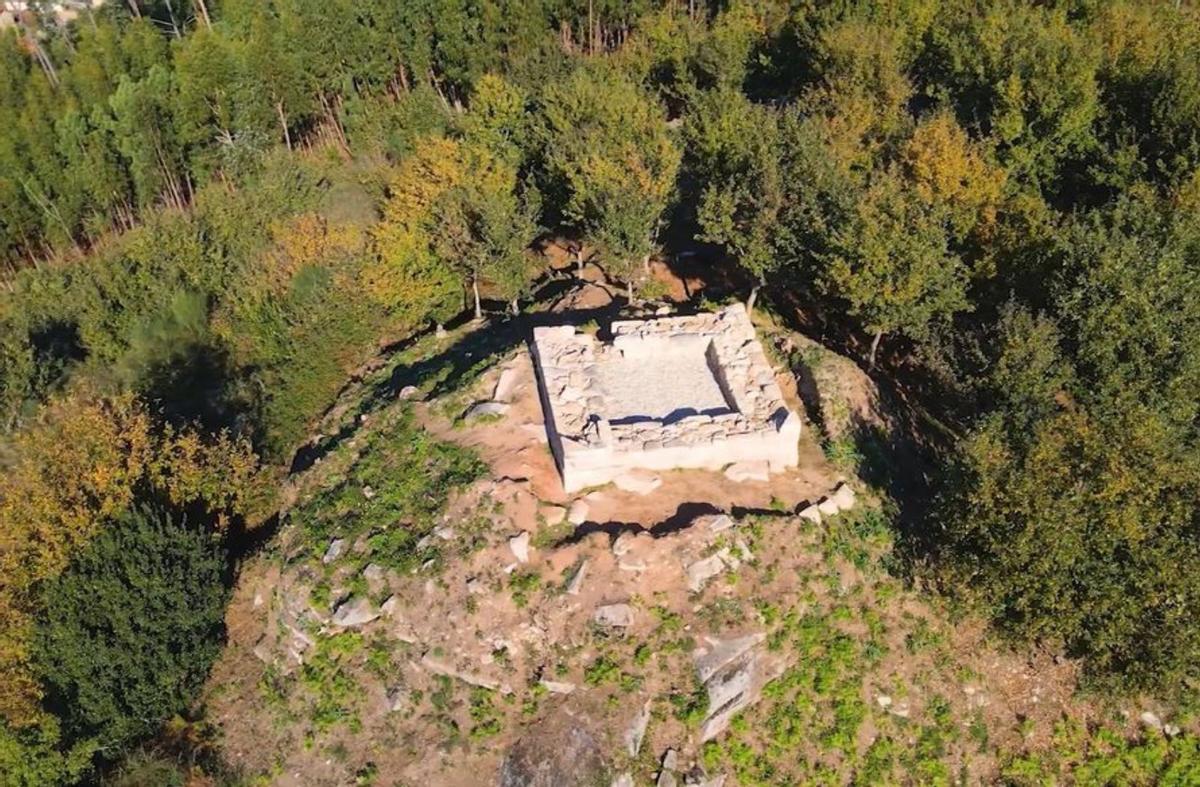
top-left (531, 304), bottom-right (802, 493)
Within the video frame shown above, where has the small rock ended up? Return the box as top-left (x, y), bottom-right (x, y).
top-left (1140, 711), bottom-right (1164, 731)
top-left (322, 538), bottom-right (346, 564)
top-left (566, 560), bottom-right (588, 595)
top-left (362, 563), bottom-right (384, 582)
top-left (539, 503), bottom-right (568, 525)
top-left (611, 774), bottom-right (635, 787)
top-left (817, 496), bottom-right (841, 517)
top-left (253, 589), bottom-right (265, 608)
top-left (362, 485), bottom-right (376, 500)
top-left (331, 596), bottom-right (379, 628)
top-left (796, 504), bottom-right (822, 524)
top-left (613, 470), bottom-right (663, 495)
top-left (619, 559), bottom-right (649, 572)
top-left (662, 748), bottom-right (679, 771)
top-left (386, 686), bottom-right (408, 712)
top-left (466, 577), bottom-right (485, 595)
top-left (657, 772), bottom-right (678, 787)
top-left (568, 499), bottom-right (589, 525)
top-left (380, 595), bottom-right (398, 617)
top-left (540, 680), bottom-right (576, 695)
top-left (594, 603), bottom-right (635, 628)
top-left (252, 634), bottom-right (272, 663)
top-left (464, 400), bottom-right (510, 420)
top-left (875, 694), bottom-right (892, 709)
top-left (699, 513), bottom-right (735, 534)
top-left (509, 531), bottom-right (531, 563)
top-left (1166, 723), bottom-right (1181, 737)
top-left (829, 482), bottom-right (856, 512)
top-left (693, 633), bottom-right (767, 742)
top-left (612, 531), bottom-right (636, 556)
top-left (494, 366), bottom-right (522, 402)
top-left (686, 554), bottom-right (726, 593)
top-left (723, 461), bottom-right (771, 483)
top-left (399, 385), bottom-right (420, 400)
top-left (433, 526), bottom-right (456, 540)
top-left (625, 700), bottom-right (652, 756)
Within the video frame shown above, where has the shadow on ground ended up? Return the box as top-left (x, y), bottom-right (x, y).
top-left (288, 275), bottom-right (632, 475)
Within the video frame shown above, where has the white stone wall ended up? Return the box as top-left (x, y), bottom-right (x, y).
top-left (532, 305), bottom-right (802, 492)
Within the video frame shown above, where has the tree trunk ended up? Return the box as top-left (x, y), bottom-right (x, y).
top-left (276, 101), bottom-right (292, 151)
top-left (472, 276), bottom-right (482, 321)
top-left (162, 0), bottom-right (181, 37)
top-left (574, 246), bottom-right (584, 276)
top-left (30, 40), bottom-right (58, 87)
top-left (626, 278), bottom-right (635, 305)
top-left (318, 93), bottom-right (350, 157)
top-left (868, 329), bottom-right (884, 369)
top-left (195, 0), bottom-right (212, 28)
top-left (510, 297), bottom-right (519, 316)
top-left (642, 254), bottom-right (650, 275)
top-left (126, 0), bottom-right (141, 18)
top-left (746, 284), bottom-right (760, 315)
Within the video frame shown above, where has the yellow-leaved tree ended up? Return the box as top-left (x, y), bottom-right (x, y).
top-left (366, 137), bottom-right (464, 328)
top-left (0, 390), bottom-right (262, 727)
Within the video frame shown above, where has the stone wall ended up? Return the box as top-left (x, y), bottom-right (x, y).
top-left (531, 304), bottom-right (802, 492)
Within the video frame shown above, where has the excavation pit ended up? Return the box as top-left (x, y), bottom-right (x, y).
top-left (531, 304), bottom-right (802, 493)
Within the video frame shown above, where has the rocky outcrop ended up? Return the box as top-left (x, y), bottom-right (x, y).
top-left (331, 596), bottom-right (380, 628)
top-left (693, 633), bottom-right (777, 742)
top-left (499, 714), bottom-right (607, 787)
top-left (593, 603), bottom-right (635, 629)
top-left (624, 700), bottom-right (652, 757)
top-left (465, 400), bottom-right (510, 420)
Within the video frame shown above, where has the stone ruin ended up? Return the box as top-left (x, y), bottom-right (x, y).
top-left (531, 304), bottom-right (802, 492)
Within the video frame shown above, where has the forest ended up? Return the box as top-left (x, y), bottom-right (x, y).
top-left (1, 0), bottom-right (1199, 783)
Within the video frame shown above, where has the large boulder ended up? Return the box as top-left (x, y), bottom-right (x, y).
top-left (593, 603), bottom-right (635, 629)
top-left (331, 596), bottom-right (379, 628)
top-left (693, 633), bottom-right (771, 742)
top-left (499, 709), bottom-right (607, 787)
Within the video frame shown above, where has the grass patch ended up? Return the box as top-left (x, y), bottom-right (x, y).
top-left (291, 407), bottom-right (485, 572)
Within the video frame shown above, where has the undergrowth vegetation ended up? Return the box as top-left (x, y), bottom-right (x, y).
top-left (289, 407), bottom-right (485, 574)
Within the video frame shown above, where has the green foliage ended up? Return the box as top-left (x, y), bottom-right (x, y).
top-left (1002, 721), bottom-right (1200, 786)
top-left (508, 570), bottom-right (542, 609)
top-left (467, 688), bottom-right (502, 739)
top-left (685, 87), bottom-right (783, 286)
top-left (824, 169), bottom-right (969, 351)
top-left (300, 633), bottom-right (363, 734)
top-left (291, 407), bottom-right (485, 572)
top-left (937, 403), bottom-right (1200, 691)
top-left (33, 504), bottom-right (229, 763)
top-left (537, 65), bottom-right (680, 289)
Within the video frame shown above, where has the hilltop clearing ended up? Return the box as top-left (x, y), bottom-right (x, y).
top-left (202, 297), bottom-right (1198, 785)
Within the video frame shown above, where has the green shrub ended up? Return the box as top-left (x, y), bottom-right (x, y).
top-left (34, 504), bottom-right (230, 763)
